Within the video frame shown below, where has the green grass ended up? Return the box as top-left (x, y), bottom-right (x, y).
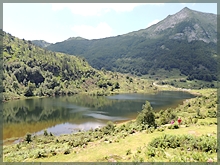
top-left (19, 124), bottom-right (216, 162)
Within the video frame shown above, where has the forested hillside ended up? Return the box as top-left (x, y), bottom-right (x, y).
top-left (3, 32), bottom-right (154, 101)
top-left (46, 7), bottom-right (217, 82)
top-left (3, 32), bottom-right (100, 101)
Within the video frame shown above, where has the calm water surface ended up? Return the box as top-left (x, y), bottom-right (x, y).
top-left (3, 91), bottom-right (195, 140)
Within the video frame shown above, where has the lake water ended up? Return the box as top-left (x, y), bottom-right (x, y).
top-left (3, 91), bottom-right (195, 140)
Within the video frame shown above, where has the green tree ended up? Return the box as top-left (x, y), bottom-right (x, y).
top-left (24, 81), bottom-right (35, 97)
top-left (136, 101), bottom-right (156, 127)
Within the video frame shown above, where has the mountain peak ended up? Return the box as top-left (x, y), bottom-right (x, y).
top-left (181, 7), bottom-right (191, 12)
top-left (66, 37), bottom-right (87, 41)
top-left (146, 7), bottom-right (217, 43)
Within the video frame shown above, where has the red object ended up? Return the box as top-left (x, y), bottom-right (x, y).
top-left (177, 118), bottom-right (182, 124)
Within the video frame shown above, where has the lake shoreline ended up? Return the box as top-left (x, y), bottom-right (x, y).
top-left (2, 83), bottom-right (201, 103)
top-left (3, 82), bottom-right (211, 146)
top-left (3, 90), bottom-right (198, 146)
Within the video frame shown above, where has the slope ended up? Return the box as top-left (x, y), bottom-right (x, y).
top-left (3, 32), bottom-right (154, 101)
top-left (46, 7), bottom-right (217, 81)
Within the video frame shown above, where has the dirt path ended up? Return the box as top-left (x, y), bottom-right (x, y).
top-left (153, 81), bottom-right (192, 92)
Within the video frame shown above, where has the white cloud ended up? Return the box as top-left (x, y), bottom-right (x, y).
top-left (3, 26), bottom-right (65, 43)
top-left (71, 22), bottom-right (113, 39)
top-left (147, 19), bottom-right (160, 28)
top-left (51, 3), bottom-right (164, 16)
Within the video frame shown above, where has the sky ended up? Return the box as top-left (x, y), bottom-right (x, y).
top-left (3, 3), bottom-right (217, 43)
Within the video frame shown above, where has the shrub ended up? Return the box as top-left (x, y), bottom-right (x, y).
top-left (64, 148), bottom-right (70, 155)
top-left (157, 127), bottom-right (165, 132)
top-left (168, 123), bottom-right (179, 129)
top-left (198, 121), bottom-right (208, 126)
top-left (44, 129), bottom-right (49, 136)
top-left (187, 108), bottom-right (195, 113)
top-left (35, 149), bottom-right (48, 158)
top-left (207, 109), bottom-right (217, 118)
top-left (146, 146), bottom-right (156, 157)
top-left (192, 118), bottom-right (198, 124)
top-left (147, 134), bottom-right (217, 155)
top-left (148, 127), bottom-right (155, 133)
top-left (132, 153), bottom-right (144, 163)
top-left (173, 123), bottom-right (179, 129)
top-left (102, 121), bottom-right (115, 135)
top-left (25, 133), bottom-right (32, 143)
top-left (126, 149), bottom-right (132, 155)
top-left (136, 147), bottom-right (142, 154)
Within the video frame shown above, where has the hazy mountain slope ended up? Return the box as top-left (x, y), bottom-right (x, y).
top-left (46, 7), bottom-right (217, 81)
top-left (31, 40), bottom-right (52, 48)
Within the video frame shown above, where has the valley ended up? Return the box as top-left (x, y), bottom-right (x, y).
top-left (2, 6), bottom-right (218, 163)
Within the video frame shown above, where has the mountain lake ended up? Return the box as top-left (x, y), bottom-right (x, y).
top-left (3, 91), bottom-right (195, 143)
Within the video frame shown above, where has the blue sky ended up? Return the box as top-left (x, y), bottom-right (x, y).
top-left (3, 3), bottom-right (217, 43)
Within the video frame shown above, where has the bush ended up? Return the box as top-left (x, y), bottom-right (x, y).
top-left (207, 109), bottom-right (217, 118)
top-left (148, 134), bottom-right (217, 154)
top-left (35, 149), bottom-right (48, 158)
top-left (146, 127), bottom-right (155, 134)
top-left (157, 127), bottom-right (165, 132)
top-left (25, 133), bottom-right (32, 143)
top-left (126, 149), bottom-right (132, 155)
top-left (198, 121), bottom-right (208, 126)
top-left (64, 148), bottom-right (70, 155)
top-left (168, 123), bottom-right (179, 129)
top-left (136, 147), bottom-right (142, 153)
top-left (44, 129), bottom-right (49, 136)
top-left (102, 121), bottom-right (115, 135)
top-left (187, 108), bottom-right (195, 113)
top-left (192, 118), bottom-right (198, 124)
top-left (146, 146), bottom-right (156, 157)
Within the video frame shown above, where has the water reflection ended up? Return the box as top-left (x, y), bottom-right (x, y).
top-left (84, 113), bottom-right (129, 121)
top-left (36, 122), bottom-right (106, 136)
top-left (3, 91), bottom-right (195, 140)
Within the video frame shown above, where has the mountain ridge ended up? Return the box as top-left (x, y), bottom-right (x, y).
top-left (124, 7), bottom-right (217, 43)
top-left (45, 7), bottom-right (217, 81)
top-left (31, 40), bottom-right (52, 48)
top-left (32, 7), bottom-right (217, 46)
